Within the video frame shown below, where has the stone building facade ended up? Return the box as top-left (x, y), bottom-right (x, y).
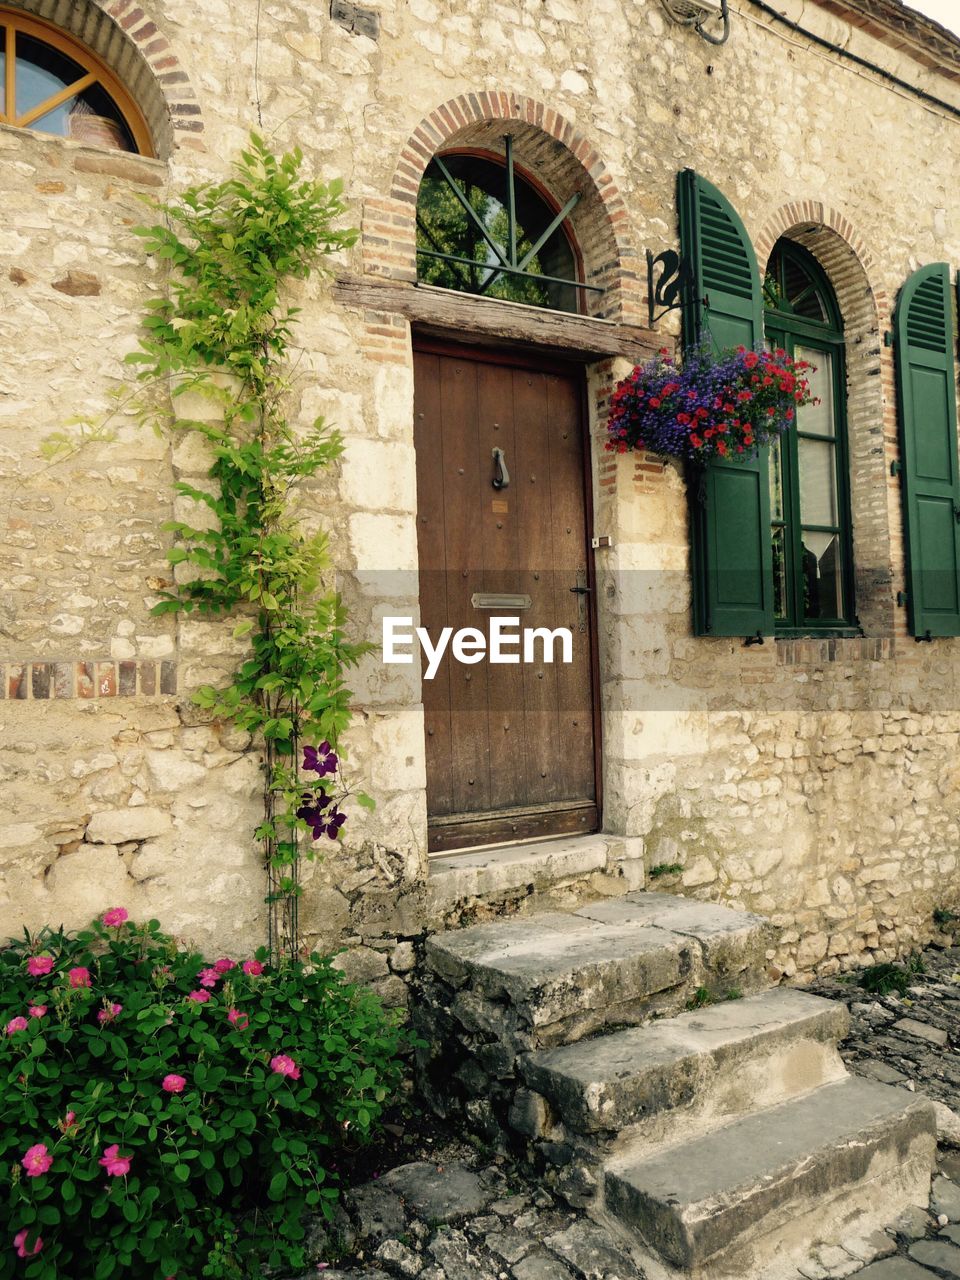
top-left (3, 0), bottom-right (960, 990)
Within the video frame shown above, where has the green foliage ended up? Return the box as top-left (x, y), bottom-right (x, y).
top-left (858, 954), bottom-right (925, 997)
top-left (934, 907), bottom-right (960, 930)
top-left (122, 133), bottom-right (366, 958)
top-left (685, 986), bottom-right (713, 1011)
top-left (648, 862), bottom-right (683, 879)
top-left (0, 913), bottom-right (406, 1279)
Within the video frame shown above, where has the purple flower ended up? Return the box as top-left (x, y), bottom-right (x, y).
top-left (606, 346), bottom-right (812, 465)
top-left (303, 742), bottom-right (339, 778)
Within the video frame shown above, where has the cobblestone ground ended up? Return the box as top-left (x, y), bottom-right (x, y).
top-left (293, 942), bottom-right (960, 1280)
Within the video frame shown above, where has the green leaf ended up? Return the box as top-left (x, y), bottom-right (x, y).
top-left (355, 792), bottom-right (376, 811)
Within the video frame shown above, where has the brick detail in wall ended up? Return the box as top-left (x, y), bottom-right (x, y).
top-left (1, 0), bottom-right (205, 157)
top-left (776, 637), bottom-right (895, 665)
top-left (1, 660), bottom-right (178, 700)
top-left (379, 91), bottom-right (642, 325)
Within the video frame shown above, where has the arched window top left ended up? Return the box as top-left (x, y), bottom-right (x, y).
top-left (0, 9), bottom-right (153, 156)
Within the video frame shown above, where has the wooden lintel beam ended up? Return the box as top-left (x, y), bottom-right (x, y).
top-left (331, 274), bottom-right (667, 364)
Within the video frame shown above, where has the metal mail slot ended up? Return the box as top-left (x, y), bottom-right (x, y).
top-left (471, 593), bottom-right (532, 610)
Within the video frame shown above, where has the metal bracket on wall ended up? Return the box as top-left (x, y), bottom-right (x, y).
top-left (647, 248), bottom-right (691, 327)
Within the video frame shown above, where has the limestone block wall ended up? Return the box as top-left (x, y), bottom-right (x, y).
top-left (3, 0), bottom-right (960, 979)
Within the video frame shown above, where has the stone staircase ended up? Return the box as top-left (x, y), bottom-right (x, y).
top-left (416, 889), bottom-right (937, 1280)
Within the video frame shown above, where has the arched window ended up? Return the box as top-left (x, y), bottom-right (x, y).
top-left (0, 9), bottom-right (152, 155)
top-left (764, 240), bottom-right (854, 629)
top-left (415, 140), bottom-right (590, 314)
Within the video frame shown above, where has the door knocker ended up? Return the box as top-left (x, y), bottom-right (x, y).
top-left (492, 447), bottom-right (510, 490)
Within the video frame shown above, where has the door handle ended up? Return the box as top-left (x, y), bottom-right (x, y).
top-left (492, 447), bottom-right (510, 490)
top-left (570, 570), bottom-right (589, 632)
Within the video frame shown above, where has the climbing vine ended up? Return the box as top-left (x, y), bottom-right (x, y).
top-left (124, 135), bottom-right (370, 962)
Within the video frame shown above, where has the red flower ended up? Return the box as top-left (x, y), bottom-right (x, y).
top-left (744, 352), bottom-right (759, 369)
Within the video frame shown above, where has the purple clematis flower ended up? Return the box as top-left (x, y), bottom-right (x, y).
top-left (303, 742), bottom-right (339, 778)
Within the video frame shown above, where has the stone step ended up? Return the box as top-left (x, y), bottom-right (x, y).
top-left (426, 833), bottom-right (646, 917)
top-left (425, 891), bottom-right (774, 1048)
top-left (521, 988), bottom-right (848, 1144)
top-left (604, 1077), bottom-right (936, 1278)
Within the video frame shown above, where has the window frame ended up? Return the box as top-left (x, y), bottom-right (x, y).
top-left (0, 8), bottom-right (153, 156)
top-left (764, 241), bottom-right (856, 635)
top-left (415, 142), bottom-right (591, 315)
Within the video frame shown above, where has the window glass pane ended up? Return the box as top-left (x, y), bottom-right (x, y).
top-left (15, 34), bottom-right (85, 128)
top-left (769, 434), bottom-right (784, 521)
top-left (772, 525), bottom-right (788, 620)
top-left (416, 155), bottom-right (578, 313)
top-left (783, 254), bottom-right (827, 321)
top-left (801, 531), bottom-right (844, 620)
top-left (68, 84), bottom-right (134, 150)
top-left (798, 437), bottom-right (838, 527)
top-left (796, 347), bottom-right (834, 438)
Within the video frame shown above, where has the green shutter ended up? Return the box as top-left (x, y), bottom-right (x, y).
top-left (894, 263), bottom-right (960, 638)
top-left (678, 169), bottom-right (773, 638)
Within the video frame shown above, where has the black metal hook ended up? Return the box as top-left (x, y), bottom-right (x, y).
top-left (492, 447), bottom-right (510, 490)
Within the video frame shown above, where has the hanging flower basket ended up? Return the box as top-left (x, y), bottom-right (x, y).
top-left (606, 345), bottom-right (815, 464)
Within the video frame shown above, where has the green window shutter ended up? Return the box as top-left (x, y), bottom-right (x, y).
top-left (894, 263), bottom-right (960, 638)
top-left (678, 169), bottom-right (773, 638)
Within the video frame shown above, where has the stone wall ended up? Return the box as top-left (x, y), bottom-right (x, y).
top-left (3, 0), bottom-right (960, 978)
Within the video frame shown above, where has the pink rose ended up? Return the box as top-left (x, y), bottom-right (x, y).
top-left (21, 1144), bottom-right (52, 1178)
top-left (27, 955), bottom-right (54, 978)
top-left (5, 1017), bottom-right (28, 1036)
top-left (97, 1002), bottom-right (122, 1025)
top-left (214, 957), bottom-right (235, 974)
top-left (197, 968), bottom-right (219, 988)
top-left (68, 967), bottom-right (91, 989)
top-left (242, 959), bottom-right (264, 976)
top-left (28, 1006), bottom-right (47, 1019)
top-left (227, 1008), bottom-right (249, 1031)
top-left (60, 1111), bottom-right (77, 1134)
top-left (101, 907), bottom-right (129, 928)
top-left (162, 1074), bottom-right (186, 1094)
top-left (13, 1229), bottom-right (43, 1258)
top-left (98, 1144), bottom-right (131, 1177)
top-left (186, 990), bottom-right (210, 1004)
top-left (270, 1054), bottom-right (301, 1080)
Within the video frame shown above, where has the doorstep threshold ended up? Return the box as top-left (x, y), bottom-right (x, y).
top-left (426, 832), bottom-right (644, 911)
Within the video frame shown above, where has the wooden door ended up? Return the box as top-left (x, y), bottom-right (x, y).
top-left (413, 342), bottom-right (599, 853)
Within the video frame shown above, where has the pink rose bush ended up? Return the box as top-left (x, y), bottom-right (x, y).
top-left (270, 1053), bottom-right (301, 1080)
top-left (1, 911), bottom-right (406, 1278)
top-left (98, 1143), bottom-right (132, 1177)
top-left (21, 1143), bottom-right (53, 1178)
top-left (13, 1228), bottom-right (42, 1258)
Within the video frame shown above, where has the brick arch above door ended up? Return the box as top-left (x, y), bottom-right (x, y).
top-left (363, 91), bottom-right (642, 325)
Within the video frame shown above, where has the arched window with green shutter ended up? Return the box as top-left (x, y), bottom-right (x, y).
top-left (894, 263), bottom-right (960, 638)
top-left (678, 169), bottom-right (773, 638)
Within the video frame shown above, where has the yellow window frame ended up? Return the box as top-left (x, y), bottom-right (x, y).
top-left (0, 8), bottom-right (153, 157)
